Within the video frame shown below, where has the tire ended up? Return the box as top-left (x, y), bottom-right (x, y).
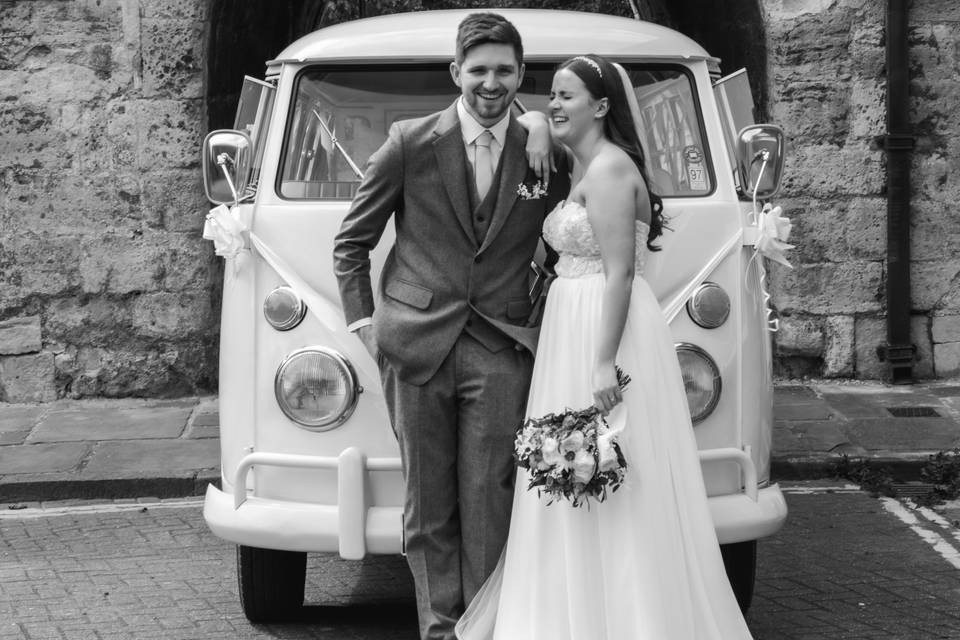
top-left (236, 545), bottom-right (307, 622)
top-left (719, 540), bottom-right (757, 613)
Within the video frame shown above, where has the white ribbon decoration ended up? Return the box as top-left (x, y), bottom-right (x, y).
top-left (203, 205), bottom-right (379, 384)
top-left (203, 204), bottom-right (248, 259)
top-left (754, 203), bottom-right (794, 268)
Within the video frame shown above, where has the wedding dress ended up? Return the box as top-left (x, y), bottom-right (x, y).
top-left (456, 201), bottom-right (753, 639)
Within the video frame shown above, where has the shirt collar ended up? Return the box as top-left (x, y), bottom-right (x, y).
top-left (457, 97), bottom-right (509, 147)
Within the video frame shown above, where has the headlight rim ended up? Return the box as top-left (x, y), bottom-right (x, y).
top-left (675, 342), bottom-right (722, 424)
top-left (263, 285), bottom-right (307, 332)
top-left (686, 281), bottom-right (730, 329)
top-left (274, 346), bottom-right (360, 431)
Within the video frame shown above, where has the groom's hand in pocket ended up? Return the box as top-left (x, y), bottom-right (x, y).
top-left (356, 325), bottom-right (379, 361)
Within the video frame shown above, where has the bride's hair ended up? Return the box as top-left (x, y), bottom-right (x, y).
top-left (559, 54), bottom-right (665, 251)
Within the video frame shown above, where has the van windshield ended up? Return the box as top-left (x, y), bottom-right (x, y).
top-left (278, 63), bottom-right (712, 200)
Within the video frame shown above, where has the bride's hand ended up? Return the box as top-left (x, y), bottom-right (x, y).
top-left (592, 362), bottom-right (623, 415)
top-left (517, 111), bottom-right (555, 185)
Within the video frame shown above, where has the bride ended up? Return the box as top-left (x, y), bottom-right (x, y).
top-left (455, 54), bottom-right (754, 639)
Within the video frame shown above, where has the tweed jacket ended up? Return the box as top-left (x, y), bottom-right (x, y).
top-left (333, 101), bottom-right (569, 385)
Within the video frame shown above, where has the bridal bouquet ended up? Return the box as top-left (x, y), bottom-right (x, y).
top-left (515, 369), bottom-right (630, 508)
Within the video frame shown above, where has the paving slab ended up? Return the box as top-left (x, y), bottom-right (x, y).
top-left (28, 405), bottom-right (192, 443)
top-left (773, 401), bottom-right (834, 421)
top-left (79, 439), bottom-right (220, 480)
top-left (0, 405), bottom-right (47, 431)
top-left (0, 430), bottom-right (30, 445)
top-left (0, 442), bottom-right (91, 474)
top-left (779, 420), bottom-right (853, 452)
top-left (816, 392), bottom-right (892, 419)
top-left (842, 417), bottom-right (960, 452)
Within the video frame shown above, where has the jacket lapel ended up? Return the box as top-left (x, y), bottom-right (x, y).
top-left (478, 116), bottom-right (525, 254)
top-left (433, 103), bottom-right (476, 245)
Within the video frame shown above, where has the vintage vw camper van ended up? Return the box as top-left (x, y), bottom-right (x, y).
top-left (201, 9), bottom-right (789, 622)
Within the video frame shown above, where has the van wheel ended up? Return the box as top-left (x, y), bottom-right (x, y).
top-left (236, 545), bottom-right (307, 622)
top-left (720, 540), bottom-right (757, 613)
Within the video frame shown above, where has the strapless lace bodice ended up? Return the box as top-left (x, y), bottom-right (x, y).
top-left (542, 201), bottom-right (649, 278)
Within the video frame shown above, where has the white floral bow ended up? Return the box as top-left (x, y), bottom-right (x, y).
top-left (754, 203), bottom-right (794, 268)
top-left (202, 204), bottom-right (248, 259)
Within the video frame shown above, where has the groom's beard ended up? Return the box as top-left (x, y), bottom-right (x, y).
top-left (465, 88), bottom-right (513, 124)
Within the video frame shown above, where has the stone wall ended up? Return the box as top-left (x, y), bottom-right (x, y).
top-left (1, 0), bottom-right (959, 402)
top-left (765, 0), bottom-right (960, 379)
top-left (0, 0), bottom-right (217, 401)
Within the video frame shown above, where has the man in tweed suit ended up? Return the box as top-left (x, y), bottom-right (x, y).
top-left (333, 13), bottom-right (568, 640)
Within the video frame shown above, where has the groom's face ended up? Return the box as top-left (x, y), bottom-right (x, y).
top-left (450, 43), bottom-right (524, 127)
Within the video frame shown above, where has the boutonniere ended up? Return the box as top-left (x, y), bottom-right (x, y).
top-left (516, 180), bottom-right (548, 200)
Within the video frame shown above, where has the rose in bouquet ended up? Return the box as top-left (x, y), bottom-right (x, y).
top-left (514, 369), bottom-right (630, 508)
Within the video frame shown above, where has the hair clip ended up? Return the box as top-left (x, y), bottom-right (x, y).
top-left (572, 56), bottom-right (602, 78)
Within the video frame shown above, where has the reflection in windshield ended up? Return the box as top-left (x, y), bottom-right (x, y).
top-left (279, 65), bottom-right (712, 201)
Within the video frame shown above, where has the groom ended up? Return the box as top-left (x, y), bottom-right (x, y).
top-left (333, 12), bottom-right (568, 640)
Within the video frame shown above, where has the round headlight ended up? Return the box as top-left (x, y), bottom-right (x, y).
top-left (686, 282), bottom-right (730, 329)
top-left (675, 343), bottom-right (721, 424)
top-left (264, 286), bottom-right (306, 331)
top-left (274, 347), bottom-right (360, 430)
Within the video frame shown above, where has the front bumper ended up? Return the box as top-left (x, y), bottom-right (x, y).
top-left (203, 446), bottom-right (786, 556)
top-left (203, 447), bottom-right (402, 559)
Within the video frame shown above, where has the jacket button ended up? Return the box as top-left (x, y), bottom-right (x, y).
top-left (515, 343), bottom-right (524, 351)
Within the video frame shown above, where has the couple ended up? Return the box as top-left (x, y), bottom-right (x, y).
top-left (334, 12), bottom-right (752, 640)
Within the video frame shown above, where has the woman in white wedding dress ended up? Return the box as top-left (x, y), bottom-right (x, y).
top-left (456, 55), bottom-right (754, 640)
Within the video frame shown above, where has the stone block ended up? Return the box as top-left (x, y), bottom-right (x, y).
top-left (136, 99), bottom-right (204, 169)
top-left (934, 342), bottom-right (960, 376)
top-left (0, 316), bottom-right (42, 355)
top-left (855, 315), bottom-right (934, 380)
top-left (780, 143), bottom-right (884, 199)
top-left (776, 315), bottom-right (824, 356)
top-left (770, 260), bottom-right (883, 314)
top-left (140, 0), bottom-right (208, 20)
top-left (140, 170), bottom-right (207, 231)
top-left (160, 233), bottom-right (217, 290)
top-left (824, 315), bottom-right (855, 377)
top-left (786, 197), bottom-right (885, 264)
top-left (911, 200), bottom-right (960, 260)
top-left (3, 232), bottom-right (83, 299)
top-left (933, 315), bottom-right (960, 343)
top-left (131, 292), bottom-right (212, 339)
top-left (0, 353), bottom-right (57, 403)
top-left (44, 297), bottom-right (132, 347)
top-left (913, 261), bottom-right (960, 312)
top-left (141, 19), bottom-right (204, 98)
top-left (79, 234), bottom-right (165, 294)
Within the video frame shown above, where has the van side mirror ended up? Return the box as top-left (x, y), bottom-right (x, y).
top-left (736, 125), bottom-right (785, 200)
top-left (202, 130), bottom-right (252, 205)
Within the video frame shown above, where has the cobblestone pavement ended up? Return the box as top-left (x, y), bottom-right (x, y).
top-left (1, 484), bottom-right (959, 639)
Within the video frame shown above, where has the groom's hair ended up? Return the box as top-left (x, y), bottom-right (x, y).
top-left (455, 13), bottom-right (523, 65)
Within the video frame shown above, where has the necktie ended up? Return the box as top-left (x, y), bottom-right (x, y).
top-left (474, 130), bottom-right (494, 198)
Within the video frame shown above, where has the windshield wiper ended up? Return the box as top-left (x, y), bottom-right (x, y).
top-left (311, 109), bottom-right (364, 180)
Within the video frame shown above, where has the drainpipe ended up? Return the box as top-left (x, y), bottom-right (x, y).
top-left (876, 0), bottom-right (915, 384)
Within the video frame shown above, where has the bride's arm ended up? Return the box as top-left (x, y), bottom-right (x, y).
top-left (516, 111), bottom-right (557, 185)
top-left (584, 153), bottom-right (645, 414)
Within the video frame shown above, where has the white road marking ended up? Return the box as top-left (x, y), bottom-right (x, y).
top-left (880, 497), bottom-right (960, 570)
top-left (0, 497), bottom-right (205, 519)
